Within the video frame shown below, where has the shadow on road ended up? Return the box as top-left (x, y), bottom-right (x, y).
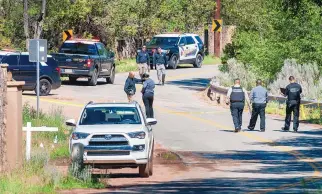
top-left (167, 78), bottom-right (210, 91)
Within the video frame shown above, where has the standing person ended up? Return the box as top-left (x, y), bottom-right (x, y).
top-left (141, 73), bottom-right (155, 118)
top-left (124, 72), bottom-right (141, 102)
top-left (282, 76), bottom-right (302, 132)
top-left (247, 79), bottom-right (268, 132)
top-left (153, 47), bottom-right (167, 85)
top-left (226, 78), bottom-right (251, 132)
top-left (136, 45), bottom-right (150, 78)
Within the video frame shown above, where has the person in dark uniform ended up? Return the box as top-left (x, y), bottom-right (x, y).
top-left (226, 78), bottom-right (250, 132)
top-left (153, 47), bottom-right (167, 85)
top-left (248, 79), bottom-right (268, 132)
top-left (141, 73), bottom-right (155, 118)
top-left (124, 72), bottom-right (142, 102)
top-left (136, 45), bottom-right (150, 78)
top-left (282, 76), bottom-right (302, 132)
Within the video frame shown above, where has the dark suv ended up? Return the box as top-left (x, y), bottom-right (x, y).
top-left (141, 33), bottom-right (204, 69)
top-left (0, 51), bottom-right (61, 96)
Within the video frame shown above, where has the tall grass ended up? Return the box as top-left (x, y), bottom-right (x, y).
top-left (115, 58), bottom-right (138, 73)
top-left (0, 104), bottom-right (105, 193)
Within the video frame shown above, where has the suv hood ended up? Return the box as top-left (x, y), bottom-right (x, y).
top-left (75, 124), bottom-right (145, 134)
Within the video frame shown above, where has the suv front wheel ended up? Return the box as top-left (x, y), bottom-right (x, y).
top-left (193, 54), bottom-right (203, 68)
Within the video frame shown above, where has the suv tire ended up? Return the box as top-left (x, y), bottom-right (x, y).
top-left (69, 76), bottom-right (78, 83)
top-left (71, 144), bottom-right (84, 171)
top-left (88, 68), bottom-right (98, 86)
top-left (35, 79), bottom-right (52, 96)
top-left (106, 66), bottom-right (115, 84)
top-left (193, 54), bottom-right (203, 68)
top-left (169, 55), bottom-right (178, 69)
top-left (149, 141), bottom-right (154, 176)
top-left (139, 162), bottom-right (150, 178)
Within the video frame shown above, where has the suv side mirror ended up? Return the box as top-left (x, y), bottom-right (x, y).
top-left (66, 119), bottom-right (76, 126)
top-left (146, 118), bottom-right (157, 125)
top-left (110, 52), bottom-right (115, 58)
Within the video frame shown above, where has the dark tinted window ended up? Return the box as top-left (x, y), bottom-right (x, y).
top-left (179, 37), bottom-right (186, 45)
top-left (2, 55), bottom-right (19, 66)
top-left (96, 43), bottom-right (108, 56)
top-left (80, 107), bottom-right (142, 125)
top-left (194, 36), bottom-right (203, 44)
top-left (59, 43), bottom-right (97, 55)
top-left (147, 37), bottom-right (179, 46)
top-left (47, 57), bottom-right (58, 67)
top-left (19, 55), bottom-right (35, 66)
top-left (186, 36), bottom-right (195, 45)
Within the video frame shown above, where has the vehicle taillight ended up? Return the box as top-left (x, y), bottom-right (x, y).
top-left (85, 59), bottom-right (92, 68)
top-left (55, 67), bottom-right (61, 74)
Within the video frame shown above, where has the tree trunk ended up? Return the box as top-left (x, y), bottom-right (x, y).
top-left (23, 0), bottom-right (30, 50)
top-left (33, 0), bottom-right (46, 39)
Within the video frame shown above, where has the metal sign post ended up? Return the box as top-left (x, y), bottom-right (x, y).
top-left (29, 39), bottom-right (47, 117)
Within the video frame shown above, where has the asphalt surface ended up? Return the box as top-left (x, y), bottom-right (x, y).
top-left (23, 65), bottom-right (322, 193)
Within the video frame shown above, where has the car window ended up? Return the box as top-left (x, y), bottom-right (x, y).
top-left (147, 37), bottom-right (179, 46)
top-left (96, 43), bottom-right (107, 56)
top-left (186, 36), bottom-right (195, 45)
top-left (179, 37), bottom-right (186, 45)
top-left (2, 55), bottom-right (19, 66)
top-left (19, 55), bottom-right (35, 66)
top-left (80, 107), bottom-right (142, 125)
top-left (47, 57), bottom-right (58, 67)
top-left (194, 36), bottom-right (203, 44)
top-left (59, 43), bottom-right (97, 55)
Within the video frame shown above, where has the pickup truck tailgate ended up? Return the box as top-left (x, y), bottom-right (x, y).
top-left (53, 53), bottom-right (91, 69)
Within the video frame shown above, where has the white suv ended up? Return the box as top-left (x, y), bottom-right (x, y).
top-left (66, 101), bottom-right (157, 178)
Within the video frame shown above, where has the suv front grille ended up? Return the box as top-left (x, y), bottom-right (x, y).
top-left (89, 134), bottom-right (129, 146)
top-left (88, 141), bottom-right (128, 146)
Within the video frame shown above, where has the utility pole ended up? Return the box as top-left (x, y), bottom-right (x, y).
top-left (214, 0), bottom-right (221, 57)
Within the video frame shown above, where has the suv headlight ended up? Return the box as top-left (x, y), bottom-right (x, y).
top-left (128, 131), bottom-right (146, 139)
top-left (161, 49), bottom-right (170, 54)
top-left (72, 132), bottom-right (90, 140)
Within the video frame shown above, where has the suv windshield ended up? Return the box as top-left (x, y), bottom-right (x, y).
top-left (59, 43), bottom-right (97, 55)
top-left (80, 107), bottom-right (142, 125)
top-left (147, 37), bottom-right (179, 46)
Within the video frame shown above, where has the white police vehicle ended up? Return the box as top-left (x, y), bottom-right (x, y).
top-left (66, 101), bottom-right (157, 178)
top-left (142, 33), bottom-right (205, 69)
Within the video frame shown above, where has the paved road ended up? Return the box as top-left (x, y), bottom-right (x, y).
top-left (23, 65), bottom-right (322, 193)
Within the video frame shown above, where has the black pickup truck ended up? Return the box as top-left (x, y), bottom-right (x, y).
top-left (53, 39), bottom-right (115, 86)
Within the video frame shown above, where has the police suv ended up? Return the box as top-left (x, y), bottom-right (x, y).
top-left (142, 33), bottom-right (205, 69)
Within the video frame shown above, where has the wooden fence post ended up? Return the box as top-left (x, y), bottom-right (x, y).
top-left (0, 64), bottom-right (8, 173)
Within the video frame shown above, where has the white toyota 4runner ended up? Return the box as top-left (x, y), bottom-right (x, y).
top-left (66, 101), bottom-right (157, 178)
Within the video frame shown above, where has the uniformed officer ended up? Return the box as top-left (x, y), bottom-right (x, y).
top-left (136, 45), bottom-right (150, 78)
top-left (153, 47), bottom-right (167, 85)
top-left (124, 72), bottom-right (142, 102)
top-left (141, 73), bottom-right (155, 118)
top-left (282, 76), bottom-right (302, 132)
top-left (226, 78), bottom-right (251, 132)
top-left (247, 79), bottom-right (268, 132)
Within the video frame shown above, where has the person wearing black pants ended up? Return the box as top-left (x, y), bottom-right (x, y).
top-left (226, 78), bottom-right (250, 132)
top-left (282, 76), bottom-right (302, 132)
top-left (248, 79), bottom-right (268, 132)
top-left (141, 73), bottom-right (155, 118)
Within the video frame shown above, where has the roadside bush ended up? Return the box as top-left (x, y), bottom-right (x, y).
top-left (269, 59), bottom-right (322, 100)
top-left (217, 58), bottom-right (256, 90)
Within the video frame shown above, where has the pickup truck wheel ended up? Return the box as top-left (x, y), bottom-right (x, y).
top-left (106, 67), bottom-right (115, 84)
top-left (35, 79), bottom-right (52, 96)
top-left (149, 142), bottom-right (154, 176)
top-left (69, 76), bottom-right (78, 83)
top-left (71, 144), bottom-right (84, 172)
top-left (88, 68), bottom-right (98, 86)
